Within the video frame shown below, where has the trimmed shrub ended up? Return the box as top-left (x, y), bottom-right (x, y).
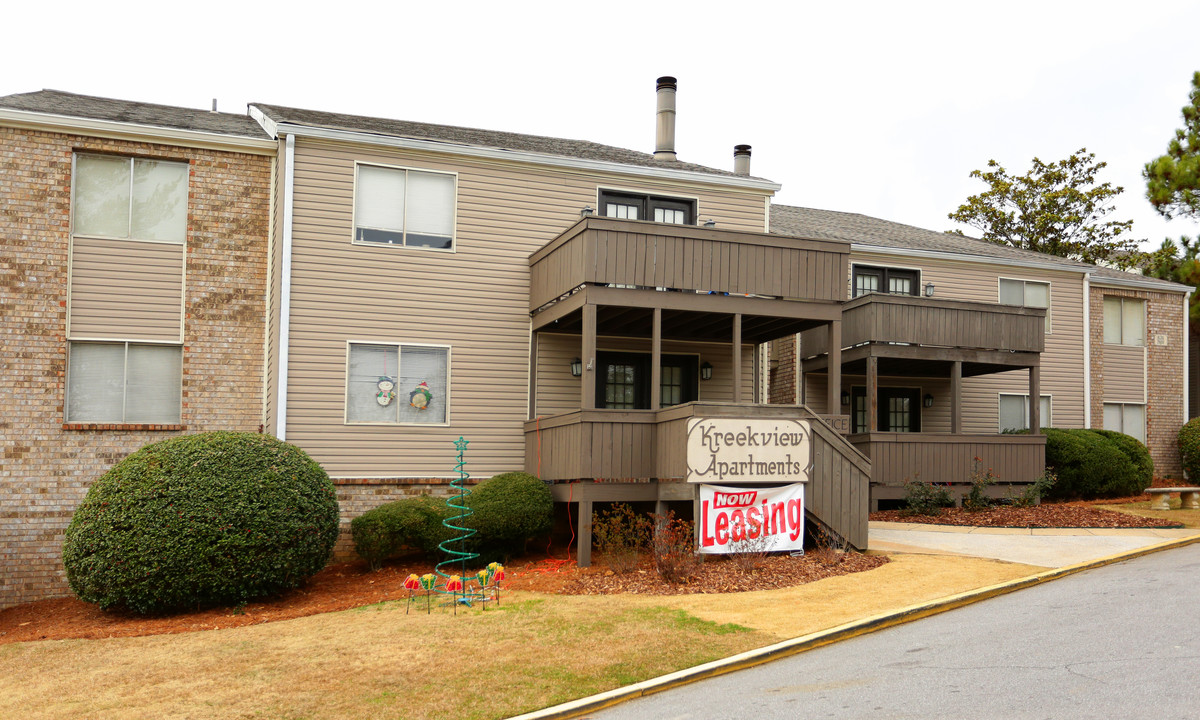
top-left (466, 472), bottom-right (554, 564)
top-left (1043, 428), bottom-right (1147, 499)
top-left (1179, 418), bottom-right (1200, 479)
top-left (63, 432), bottom-right (339, 614)
top-left (1090, 429), bottom-right (1154, 487)
top-left (351, 496), bottom-right (452, 571)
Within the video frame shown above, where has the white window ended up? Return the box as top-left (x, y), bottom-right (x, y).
top-left (999, 393), bottom-right (1052, 432)
top-left (1103, 403), bottom-right (1146, 443)
top-left (1103, 297), bottom-right (1145, 346)
top-left (73, 154), bottom-right (189, 243)
top-left (67, 342), bottom-right (182, 423)
top-left (999, 278), bottom-right (1050, 332)
top-left (346, 343), bottom-right (450, 424)
top-left (353, 164), bottom-right (456, 250)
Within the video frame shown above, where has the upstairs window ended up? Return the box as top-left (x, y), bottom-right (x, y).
top-left (73, 154), bottom-right (189, 244)
top-left (354, 164), bottom-right (456, 250)
top-left (599, 190), bottom-right (694, 225)
top-left (1103, 297), bottom-right (1145, 346)
top-left (852, 265), bottom-right (919, 298)
top-left (999, 278), bottom-right (1051, 332)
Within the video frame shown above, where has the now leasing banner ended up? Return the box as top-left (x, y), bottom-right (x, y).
top-left (698, 483), bottom-right (805, 554)
top-left (686, 418), bottom-right (812, 484)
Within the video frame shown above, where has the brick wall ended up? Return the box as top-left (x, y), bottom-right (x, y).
top-left (0, 127), bottom-right (271, 608)
top-left (331, 478), bottom-right (457, 559)
top-left (767, 336), bottom-right (797, 404)
top-left (1089, 286), bottom-right (1186, 479)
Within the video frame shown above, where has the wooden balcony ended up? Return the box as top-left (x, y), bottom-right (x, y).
top-left (530, 216), bottom-right (850, 312)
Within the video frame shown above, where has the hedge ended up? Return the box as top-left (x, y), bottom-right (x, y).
top-left (1179, 417), bottom-right (1200, 479)
top-left (62, 432), bottom-right (339, 614)
top-left (1043, 428), bottom-right (1151, 500)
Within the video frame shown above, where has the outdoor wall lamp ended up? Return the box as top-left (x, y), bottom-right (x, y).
top-left (841, 390), bottom-right (850, 406)
top-left (700, 362), bottom-right (713, 381)
top-left (570, 358), bottom-right (583, 377)
top-left (580, 205), bottom-right (594, 217)
top-left (924, 283), bottom-right (935, 297)
top-left (923, 393), bottom-right (934, 408)
top-left (703, 218), bottom-right (716, 228)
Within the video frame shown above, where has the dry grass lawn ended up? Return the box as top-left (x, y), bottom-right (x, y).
top-left (0, 554), bottom-right (1041, 720)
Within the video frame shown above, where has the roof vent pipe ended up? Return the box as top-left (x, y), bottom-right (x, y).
top-left (211, 99), bottom-right (218, 113)
top-left (733, 144), bottom-right (751, 175)
top-left (654, 76), bottom-right (677, 162)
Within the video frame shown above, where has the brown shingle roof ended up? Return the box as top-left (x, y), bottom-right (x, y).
top-left (0, 89), bottom-right (271, 139)
top-left (250, 102), bottom-right (745, 178)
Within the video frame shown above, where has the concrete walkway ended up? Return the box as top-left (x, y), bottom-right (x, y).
top-left (868, 520), bottom-right (1200, 567)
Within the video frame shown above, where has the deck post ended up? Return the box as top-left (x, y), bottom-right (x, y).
top-left (582, 303), bottom-right (596, 410)
top-left (951, 360), bottom-right (962, 433)
top-left (528, 331), bottom-right (538, 420)
top-left (732, 313), bottom-right (743, 402)
top-left (1029, 364), bottom-right (1041, 435)
top-left (651, 308), bottom-right (662, 410)
top-left (827, 320), bottom-right (842, 415)
top-left (867, 354), bottom-right (878, 432)
top-left (577, 498), bottom-right (593, 567)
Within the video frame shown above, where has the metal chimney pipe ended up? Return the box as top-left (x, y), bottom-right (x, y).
top-left (654, 76), bottom-right (677, 162)
top-left (733, 144), bottom-right (752, 175)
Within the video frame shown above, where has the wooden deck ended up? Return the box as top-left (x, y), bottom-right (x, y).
top-left (851, 431), bottom-right (1047, 494)
top-left (525, 402), bottom-right (870, 553)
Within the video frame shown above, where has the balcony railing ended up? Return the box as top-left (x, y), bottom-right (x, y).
top-left (850, 432), bottom-right (1046, 487)
top-left (530, 217), bottom-right (849, 311)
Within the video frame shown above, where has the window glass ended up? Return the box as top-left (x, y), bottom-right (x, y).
top-left (347, 343), bottom-right (449, 423)
top-left (1103, 297), bottom-right (1123, 344)
top-left (131, 159), bottom-right (188, 243)
top-left (999, 279), bottom-right (1024, 306)
top-left (600, 191), bottom-right (694, 225)
top-left (853, 266), bottom-right (916, 297)
top-left (606, 203), bottom-right (638, 220)
top-left (999, 394), bottom-right (1051, 432)
top-left (406, 172), bottom-right (455, 249)
top-left (888, 276), bottom-right (912, 295)
top-left (855, 273), bottom-right (879, 296)
top-left (67, 342), bottom-right (181, 423)
top-left (74, 155), bottom-right (131, 238)
top-left (654, 207), bottom-right (685, 224)
top-left (354, 165), bottom-right (454, 249)
top-left (1000, 279), bottom-right (1050, 331)
top-left (1104, 403), bottom-right (1145, 443)
top-left (1122, 299), bottom-right (1145, 346)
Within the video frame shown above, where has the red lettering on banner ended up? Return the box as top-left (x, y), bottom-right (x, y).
top-left (714, 511), bottom-right (729, 545)
top-left (700, 500), bottom-right (715, 547)
top-left (730, 509), bottom-right (745, 542)
top-left (787, 499), bottom-right (803, 540)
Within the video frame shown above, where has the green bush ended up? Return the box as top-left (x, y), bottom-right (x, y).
top-left (352, 472), bottom-right (553, 568)
top-left (1178, 418), bottom-right (1200, 479)
top-left (62, 432), bottom-right (339, 614)
top-left (1043, 428), bottom-right (1148, 499)
top-left (1090, 429), bottom-right (1154, 486)
top-left (465, 472), bottom-right (553, 564)
top-left (902, 477), bottom-right (955, 516)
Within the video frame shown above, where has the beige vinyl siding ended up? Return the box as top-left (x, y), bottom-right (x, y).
top-left (846, 251), bottom-right (1086, 431)
top-left (534, 333), bottom-right (754, 416)
top-left (1101, 344), bottom-right (1145, 403)
top-left (283, 138), bottom-right (771, 477)
top-left (806, 374), bottom-right (951, 431)
top-left (264, 143), bottom-right (286, 435)
top-left (68, 236), bottom-right (183, 342)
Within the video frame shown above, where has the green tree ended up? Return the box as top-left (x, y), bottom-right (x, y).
top-left (1144, 71), bottom-right (1200, 220)
top-left (948, 149), bottom-right (1140, 268)
top-left (1144, 235), bottom-right (1200, 331)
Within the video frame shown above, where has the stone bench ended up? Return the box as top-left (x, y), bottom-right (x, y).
top-left (1145, 487), bottom-right (1200, 511)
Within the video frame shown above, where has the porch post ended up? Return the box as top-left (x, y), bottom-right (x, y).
top-left (577, 498), bottom-right (593, 567)
top-left (528, 331), bottom-right (539, 420)
top-left (867, 354), bottom-right (878, 432)
top-left (1029, 364), bottom-right (1041, 435)
top-left (732, 313), bottom-right (743, 402)
top-left (827, 320), bottom-right (842, 415)
top-left (951, 360), bottom-right (962, 434)
top-left (582, 303), bottom-right (596, 410)
top-left (651, 308), bottom-right (662, 410)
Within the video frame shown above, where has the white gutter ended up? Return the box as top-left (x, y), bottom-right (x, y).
top-left (1089, 274), bottom-right (1193, 292)
top-left (275, 134), bottom-right (295, 440)
top-left (1082, 273), bottom-right (1091, 427)
top-left (260, 117), bottom-right (782, 193)
top-left (851, 243), bottom-right (1093, 275)
top-left (0, 108), bottom-right (277, 155)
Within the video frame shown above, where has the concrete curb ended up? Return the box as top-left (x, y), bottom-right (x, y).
top-left (506, 533), bottom-right (1200, 720)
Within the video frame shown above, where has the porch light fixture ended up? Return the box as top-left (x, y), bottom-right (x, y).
top-left (923, 393), bottom-right (934, 408)
top-left (841, 390), bottom-right (850, 406)
top-left (570, 358), bottom-right (583, 377)
top-left (580, 205), bottom-right (594, 217)
top-left (924, 283), bottom-right (935, 297)
top-left (703, 218), bottom-right (716, 228)
top-left (700, 362), bottom-right (713, 381)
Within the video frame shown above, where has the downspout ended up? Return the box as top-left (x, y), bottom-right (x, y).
top-left (1186, 289), bottom-right (1193, 425)
top-left (275, 134), bottom-right (295, 440)
top-left (1082, 273), bottom-right (1091, 427)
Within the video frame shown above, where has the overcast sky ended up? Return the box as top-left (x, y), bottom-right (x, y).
top-left (5, 1), bottom-right (1199, 255)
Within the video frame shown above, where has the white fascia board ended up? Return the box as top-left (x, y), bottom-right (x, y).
top-left (850, 242), bottom-right (1092, 275)
top-left (248, 104), bottom-right (278, 140)
top-left (268, 120), bottom-right (782, 193)
top-left (1087, 273), bottom-right (1192, 293)
top-left (0, 108), bottom-right (278, 155)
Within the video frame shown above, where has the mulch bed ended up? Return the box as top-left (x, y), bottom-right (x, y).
top-left (870, 498), bottom-right (1184, 528)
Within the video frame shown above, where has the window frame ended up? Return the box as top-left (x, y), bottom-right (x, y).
top-left (1102, 296), bottom-right (1146, 347)
top-left (65, 340), bottom-right (183, 424)
top-left (344, 341), bottom-right (452, 426)
top-left (850, 264), bottom-right (922, 298)
top-left (597, 188), bottom-right (697, 226)
top-left (594, 350), bottom-right (700, 409)
top-left (997, 392), bottom-right (1053, 433)
top-left (71, 153), bottom-right (190, 246)
top-left (998, 277), bottom-right (1052, 333)
top-left (351, 161), bottom-right (458, 253)
top-left (1103, 402), bottom-right (1146, 443)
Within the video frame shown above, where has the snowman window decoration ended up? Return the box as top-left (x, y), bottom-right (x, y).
top-left (376, 376), bottom-right (397, 406)
top-left (409, 381), bottom-right (433, 411)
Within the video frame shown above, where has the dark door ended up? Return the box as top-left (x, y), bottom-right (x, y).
top-left (851, 386), bottom-right (921, 432)
top-left (596, 352), bottom-right (698, 409)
